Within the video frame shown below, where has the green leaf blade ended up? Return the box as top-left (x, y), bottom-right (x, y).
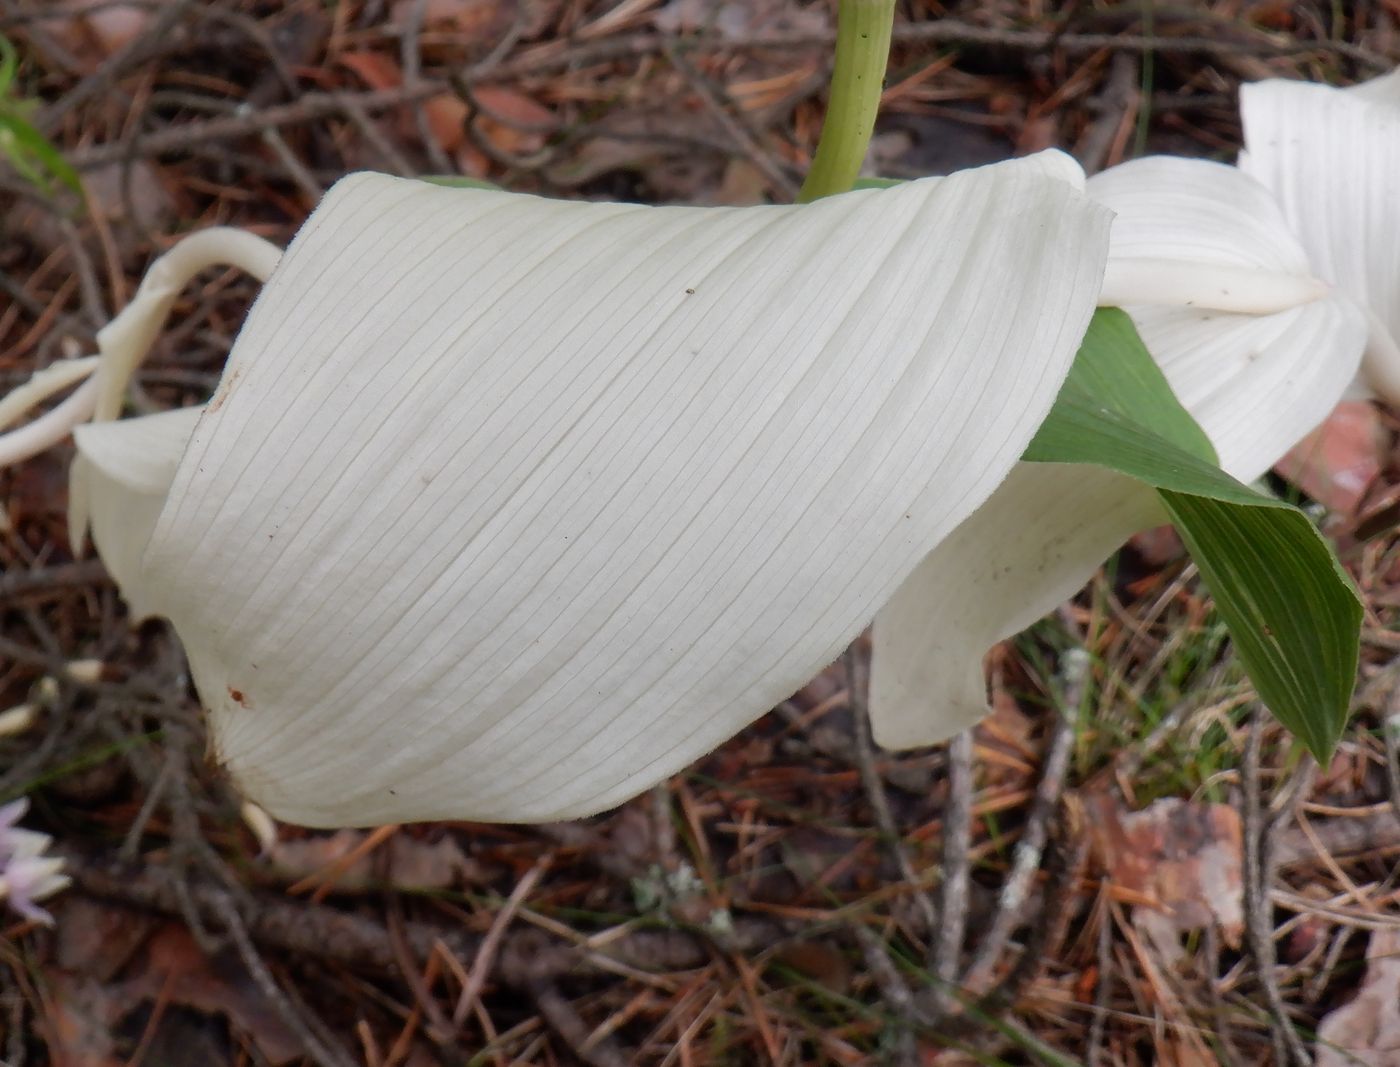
top-left (1158, 490), bottom-right (1360, 761)
top-left (1028, 309), bottom-right (1361, 760)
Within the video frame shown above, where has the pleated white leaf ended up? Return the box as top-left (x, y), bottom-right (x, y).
top-left (70, 406), bottom-right (202, 622)
top-left (1090, 157), bottom-right (1367, 482)
top-left (871, 464), bottom-right (1163, 748)
top-left (130, 160), bottom-right (1110, 825)
top-left (1238, 73), bottom-right (1400, 402)
top-left (869, 156), bottom-right (1366, 748)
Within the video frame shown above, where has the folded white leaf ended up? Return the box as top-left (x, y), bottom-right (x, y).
top-left (1090, 157), bottom-right (1367, 483)
top-left (70, 406), bottom-right (203, 622)
top-left (1238, 70), bottom-right (1400, 403)
top-left (103, 160), bottom-right (1113, 825)
top-left (870, 157), bottom-right (1367, 749)
top-left (872, 463), bottom-right (1164, 747)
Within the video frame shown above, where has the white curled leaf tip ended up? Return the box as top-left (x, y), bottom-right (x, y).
top-left (1090, 156), bottom-right (1366, 482)
top-left (70, 406), bottom-right (202, 621)
top-left (136, 161), bottom-right (1111, 826)
top-left (1238, 73), bottom-right (1400, 405)
top-left (1098, 258), bottom-right (1328, 315)
top-left (91, 228), bottom-right (282, 423)
top-left (871, 464), bottom-right (1165, 748)
top-left (869, 155), bottom-right (1369, 749)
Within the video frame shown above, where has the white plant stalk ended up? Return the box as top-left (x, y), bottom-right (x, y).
top-left (0, 227), bottom-right (280, 468)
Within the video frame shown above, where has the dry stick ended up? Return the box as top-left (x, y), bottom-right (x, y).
top-left (0, 560), bottom-right (109, 601)
top-left (945, 798), bottom-right (1087, 1037)
top-left (452, 855), bottom-right (551, 1027)
top-left (55, 217), bottom-right (109, 330)
top-left (55, 16), bottom-right (1396, 173)
top-left (400, 0), bottom-right (453, 174)
top-left (335, 93), bottom-right (417, 177)
top-left (664, 46), bottom-right (800, 200)
top-left (845, 646), bottom-right (938, 934)
top-left (260, 127), bottom-right (324, 200)
top-left (67, 848), bottom-right (789, 978)
top-left (928, 728), bottom-right (975, 1020)
top-left (35, 0), bottom-right (193, 131)
top-left (1242, 711), bottom-right (1313, 1067)
top-left (1086, 894), bottom-right (1114, 1067)
top-left (962, 674), bottom-right (1080, 992)
top-left (1202, 925), bottom-right (1247, 1067)
top-left (117, 752), bottom-right (177, 860)
top-left (64, 84), bottom-right (451, 169)
top-left (1384, 682), bottom-right (1400, 827)
top-left (208, 889), bottom-right (359, 1067)
top-left (382, 889), bottom-right (457, 1048)
top-left (851, 925), bottom-right (921, 1067)
top-left (531, 984), bottom-right (630, 1067)
top-left (1074, 51), bottom-right (1139, 176)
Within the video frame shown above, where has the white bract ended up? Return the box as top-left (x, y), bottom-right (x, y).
top-left (42, 154), bottom-right (1112, 825)
top-left (870, 149), bottom-right (1372, 747)
top-left (1238, 67), bottom-right (1400, 403)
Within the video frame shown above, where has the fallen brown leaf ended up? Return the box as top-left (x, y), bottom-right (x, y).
top-left (1315, 927), bottom-right (1400, 1067)
top-left (1087, 793), bottom-right (1243, 963)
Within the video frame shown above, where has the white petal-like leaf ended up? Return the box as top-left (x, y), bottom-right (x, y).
top-left (1238, 76), bottom-right (1400, 402)
top-left (70, 406), bottom-right (202, 621)
top-left (1089, 157), bottom-right (1366, 481)
top-left (870, 158), bottom-right (1365, 748)
top-left (871, 463), bottom-right (1163, 748)
top-left (133, 161), bottom-right (1110, 825)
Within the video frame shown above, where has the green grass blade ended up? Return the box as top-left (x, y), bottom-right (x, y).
top-left (0, 112), bottom-right (82, 195)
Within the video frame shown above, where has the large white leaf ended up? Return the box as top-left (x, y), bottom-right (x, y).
top-left (871, 463), bottom-right (1163, 748)
top-left (131, 161), bottom-right (1111, 825)
top-left (870, 157), bottom-right (1365, 748)
top-left (1090, 157), bottom-right (1366, 481)
top-left (69, 406), bottom-right (202, 622)
top-left (1239, 75), bottom-right (1400, 402)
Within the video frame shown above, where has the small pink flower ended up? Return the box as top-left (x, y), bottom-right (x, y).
top-left (0, 798), bottom-right (70, 927)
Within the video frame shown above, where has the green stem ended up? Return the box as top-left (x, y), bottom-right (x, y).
top-left (796, 0), bottom-right (897, 203)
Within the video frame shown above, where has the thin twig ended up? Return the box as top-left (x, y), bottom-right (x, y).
top-left (37, 0), bottom-right (193, 130)
top-left (0, 560), bottom-right (110, 601)
top-left (665, 46), bottom-right (799, 199)
top-left (1242, 710), bottom-right (1312, 1067)
top-left (1087, 893), bottom-right (1113, 1067)
top-left (963, 654), bottom-right (1082, 991)
top-left (208, 889), bottom-right (358, 1067)
top-left (531, 984), bottom-right (630, 1067)
top-left (400, 0), bottom-right (453, 174)
top-left (453, 855), bottom-right (551, 1027)
top-left (852, 924), bottom-right (920, 1066)
top-left (1383, 681), bottom-right (1400, 827)
top-left (927, 728), bottom-right (974, 1020)
top-left (846, 645), bottom-right (937, 933)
